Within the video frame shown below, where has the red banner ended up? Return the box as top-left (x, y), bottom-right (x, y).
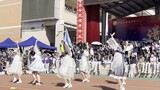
top-left (77, 0), bottom-right (86, 42)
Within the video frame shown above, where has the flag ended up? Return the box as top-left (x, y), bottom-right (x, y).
top-left (64, 29), bottom-right (72, 48)
top-left (63, 29), bottom-right (73, 57)
top-left (107, 37), bottom-right (119, 50)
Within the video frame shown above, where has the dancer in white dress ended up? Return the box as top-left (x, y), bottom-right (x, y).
top-left (9, 43), bottom-right (23, 83)
top-left (80, 46), bottom-right (90, 82)
top-left (29, 40), bottom-right (45, 85)
top-left (107, 33), bottom-right (126, 90)
top-left (57, 40), bottom-right (76, 88)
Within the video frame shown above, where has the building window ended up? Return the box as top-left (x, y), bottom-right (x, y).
top-left (65, 5), bottom-right (77, 14)
top-left (73, 8), bottom-right (77, 13)
top-left (65, 5), bottom-right (72, 11)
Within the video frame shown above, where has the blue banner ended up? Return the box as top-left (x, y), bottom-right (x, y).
top-left (109, 16), bottom-right (160, 41)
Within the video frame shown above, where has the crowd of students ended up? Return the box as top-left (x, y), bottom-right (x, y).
top-left (71, 40), bottom-right (160, 78)
top-left (0, 39), bottom-right (160, 79)
top-left (0, 36), bottom-right (159, 90)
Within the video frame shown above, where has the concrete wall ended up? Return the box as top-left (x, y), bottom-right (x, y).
top-left (21, 0), bottom-right (77, 50)
top-left (22, 29), bottom-right (50, 45)
top-left (0, 0), bottom-right (22, 41)
top-left (63, 10), bottom-right (77, 25)
top-left (22, 0), bottom-right (55, 21)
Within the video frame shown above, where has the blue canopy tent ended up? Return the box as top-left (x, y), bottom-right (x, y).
top-left (0, 38), bottom-right (17, 48)
top-left (19, 36), bottom-right (57, 50)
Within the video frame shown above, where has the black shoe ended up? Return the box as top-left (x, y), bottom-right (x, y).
top-left (29, 79), bottom-right (36, 84)
top-left (29, 81), bottom-right (33, 84)
top-left (32, 81), bottom-right (38, 85)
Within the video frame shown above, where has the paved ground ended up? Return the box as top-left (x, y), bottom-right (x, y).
top-left (0, 74), bottom-right (160, 90)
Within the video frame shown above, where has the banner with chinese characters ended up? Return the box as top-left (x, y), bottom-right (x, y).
top-left (77, 0), bottom-right (86, 42)
top-left (109, 16), bottom-right (160, 41)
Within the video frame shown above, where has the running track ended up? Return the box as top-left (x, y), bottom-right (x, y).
top-left (0, 74), bottom-right (160, 90)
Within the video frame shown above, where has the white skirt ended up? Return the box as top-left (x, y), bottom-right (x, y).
top-left (29, 55), bottom-right (45, 72)
top-left (110, 52), bottom-right (126, 79)
top-left (8, 55), bottom-right (23, 75)
top-left (57, 55), bottom-right (76, 79)
top-left (80, 56), bottom-right (90, 74)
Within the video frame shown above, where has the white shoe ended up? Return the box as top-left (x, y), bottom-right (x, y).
top-left (36, 82), bottom-right (41, 85)
top-left (82, 79), bottom-right (87, 83)
top-left (12, 79), bottom-right (17, 83)
top-left (16, 81), bottom-right (22, 84)
top-left (82, 79), bottom-right (90, 83)
top-left (63, 84), bottom-right (69, 88)
top-left (67, 85), bottom-right (72, 88)
top-left (86, 79), bottom-right (90, 82)
top-left (122, 82), bottom-right (126, 85)
top-left (120, 87), bottom-right (125, 90)
top-left (36, 83), bottom-right (41, 86)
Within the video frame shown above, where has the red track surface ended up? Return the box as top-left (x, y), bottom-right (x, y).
top-left (0, 74), bottom-right (160, 90)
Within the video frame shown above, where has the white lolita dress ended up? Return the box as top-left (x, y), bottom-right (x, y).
top-left (9, 49), bottom-right (23, 75)
top-left (29, 45), bottom-right (45, 72)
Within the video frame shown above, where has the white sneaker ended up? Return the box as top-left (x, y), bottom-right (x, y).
top-left (16, 80), bottom-right (22, 84)
top-left (63, 84), bottom-right (69, 88)
top-left (120, 87), bottom-right (125, 90)
top-left (12, 79), bottom-right (17, 83)
top-left (86, 79), bottom-right (90, 82)
top-left (36, 82), bottom-right (41, 85)
top-left (122, 82), bottom-right (126, 85)
top-left (67, 85), bottom-right (72, 88)
top-left (82, 79), bottom-right (87, 83)
top-left (82, 79), bottom-right (90, 83)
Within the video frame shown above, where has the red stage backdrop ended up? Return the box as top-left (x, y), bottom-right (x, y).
top-left (86, 5), bottom-right (100, 44)
top-left (109, 16), bottom-right (160, 41)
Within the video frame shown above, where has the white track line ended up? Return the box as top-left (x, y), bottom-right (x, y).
top-left (0, 84), bottom-right (38, 90)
